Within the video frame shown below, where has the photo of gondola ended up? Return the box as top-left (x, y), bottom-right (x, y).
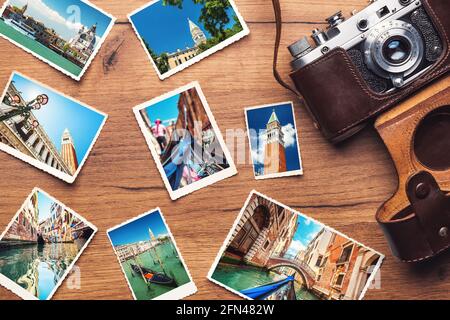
top-left (134, 82), bottom-right (237, 200)
top-left (107, 208), bottom-right (196, 300)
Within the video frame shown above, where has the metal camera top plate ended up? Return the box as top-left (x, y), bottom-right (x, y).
top-left (290, 0), bottom-right (422, 71)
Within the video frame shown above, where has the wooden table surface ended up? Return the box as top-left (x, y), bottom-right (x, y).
top-left (0, 0), bottom-right (448, 300)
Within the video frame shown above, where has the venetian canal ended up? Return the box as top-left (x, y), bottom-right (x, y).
top-left (211, 263), bottom-right (318, 300)
top-left (0, 241), bottom-right (85, 299)
top-left (0, 19), bottom-right (83, 76)
top-left (122, 241), bottom-right (190, 300)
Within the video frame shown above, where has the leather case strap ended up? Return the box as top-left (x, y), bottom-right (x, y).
top-left (271, 0), bottom-right (304, 101)
top-left (378, 172), bottom-right (450, 262)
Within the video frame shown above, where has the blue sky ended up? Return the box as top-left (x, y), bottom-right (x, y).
top-left (108, 210), bottom-right (169, 246)
top-left (7, 0), bottom-right (112, 41)
top-left (247, 104), bottom-right (301, 175)
top-left (130, 0), bottom-right (237, 55)
top-left (11, 73), bottom-right (105, 165)
top-left (286, 215), bottom-right (323, 257)
top-left (36, 190), bottom-right (54, 222)
top-left (144, 93), bottom-right (180, 127)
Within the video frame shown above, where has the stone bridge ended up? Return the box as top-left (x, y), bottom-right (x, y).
top-left (266, 256), bottom-right (317, 289)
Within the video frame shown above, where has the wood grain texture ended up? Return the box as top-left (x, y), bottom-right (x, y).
top-left (0, 0), bottom-right (448, 300)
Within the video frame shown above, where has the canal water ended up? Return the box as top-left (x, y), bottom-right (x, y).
top-left (0, 19), bottom-right (83, 76)
top-left (0, 241), bottom-right (85, 300)
top-left (211, 263), bottom-right (319, 300)
top-left (121, 241), bottom-right (190, 300)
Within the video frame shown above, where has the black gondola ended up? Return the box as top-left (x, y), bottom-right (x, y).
top-left (130, 263), bottom-right (176, 287)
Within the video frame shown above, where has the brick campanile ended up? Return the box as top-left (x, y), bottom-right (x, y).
top-left (263, 110), bottom-right (286, 175)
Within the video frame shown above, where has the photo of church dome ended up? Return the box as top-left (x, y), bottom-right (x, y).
top-left (0, 0), bottom-right (114, 80)
top-left (129, 0), bottom-right (249, 79)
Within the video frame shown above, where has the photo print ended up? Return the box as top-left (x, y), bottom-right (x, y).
top-left (208, 191), bottom-right (385, 300)
top-left (128, 0), bottom-right (249, 79)
top-left (133, 82), bottom-right (237, 200)
top-left (107, 209), bottom-right (197, 300)
top-left (246, 102), bottom-right (303, 180)
top-left (0, 188), bottom-right (97, 300)
top-left (0, 72), bottom-right (107, 183)
top-left (0, 0), bottom-right (115, 80)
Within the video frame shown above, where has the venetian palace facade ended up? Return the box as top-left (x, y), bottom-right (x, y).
top-left (0, 82), bottom-right (78, 175)
top-left (225, 193), bottom-right (298, 266)
top-left (264, 110), bottom-right (287, 175)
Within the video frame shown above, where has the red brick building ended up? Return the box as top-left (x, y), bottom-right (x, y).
top-left (3, 192), bottom-right (39, 242)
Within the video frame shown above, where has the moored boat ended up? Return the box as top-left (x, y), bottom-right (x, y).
top-left (130, 263), bottom-right (176, 287)
top-left (4, 18), bottom-right (36, 39)
top-left (240, 276), bottom-right (297, 300)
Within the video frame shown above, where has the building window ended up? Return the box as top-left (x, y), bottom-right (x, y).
top-left (32, 138), bottom-right (40, 149)
top-left (263, 240), bottom-right (270, 250)
top-left (315, 255), bottom-right (323, 267)
top-left (334, 273), bottom-right (345, 287)
top-left (321, 256), bottom-right (328, 268)
top-left (337, 244), bottom-right (353, 265)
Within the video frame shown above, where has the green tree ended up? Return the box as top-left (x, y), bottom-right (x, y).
top-left (197, 15), bottom-right (243, 53)
top-left (157, 53), bottom-right (170, 74)
top-left (144, 40), bottom-right (170, 74)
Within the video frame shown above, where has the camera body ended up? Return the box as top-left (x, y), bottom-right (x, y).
top-left (288, 0), bottom-right (450, 143)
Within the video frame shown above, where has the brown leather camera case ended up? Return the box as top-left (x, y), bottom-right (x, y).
top-left (290, 0), bottom-right (450, 143)
top-left (375, 76), bottom-right (450, 262)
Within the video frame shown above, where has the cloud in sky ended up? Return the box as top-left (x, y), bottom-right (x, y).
top-left (286, 239), bottom-right (306, 257)
top-left (251, 123), bottom-right (297, 165)
top-left (282, 123), bottom-right (297, 148)
top-left (11, 0), bottom-right (83, 41)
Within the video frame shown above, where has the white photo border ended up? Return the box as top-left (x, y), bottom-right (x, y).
top-left (0, 187), bottom-right (98, 300)
top-left (0, 0), bottom-right (116, 81)
top-left (207, 190), bottom-right (385, 301)
top-left (128, 0), bottom-right (250, 80)
top-left (133, 81), bottom-right (238, 200)
top-left (0, 71), bottom-right (108, 184)
top-left (245, 101), bottom-right (304, 180)
top-left (106, 208), bottom-right (198, 300)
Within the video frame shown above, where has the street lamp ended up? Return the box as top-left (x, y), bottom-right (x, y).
top-left (0, 93), bottom-right (49, 127)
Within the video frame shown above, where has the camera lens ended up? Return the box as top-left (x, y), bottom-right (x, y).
top-left (382, 36), bottom-right (412, 64)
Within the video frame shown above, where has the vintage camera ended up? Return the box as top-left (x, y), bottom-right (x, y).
top-left (288, 0), bottom-right (450, 143)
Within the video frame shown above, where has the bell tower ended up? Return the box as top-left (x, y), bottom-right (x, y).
top-left (188, 18), bottom-right (207, 46)
top-left (264, 110), bottom-right (287, 174)
top-left (61, 128), bottom-right (78, 175)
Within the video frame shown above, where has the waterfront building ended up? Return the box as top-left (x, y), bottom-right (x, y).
top-left (224, 194), bottom-right (298, 267)
top-left (311, 234), bottom-right (381, 300)
top-left (303, 228), bottom-right (333, 278)
top-left (68, 24), bottom-right (97, 64)
top-left (263, 110), bottom-right (287, 175)
top-left (2, 192), bottom-right (39, 243)
top-left (0, 82), bottom-right (74, 175)
top-left (115, 239), bottom-right (159, 262)
top-left (166, 19), bottom-right (207, 70)
top-left (61, 128), bottom-right (78, 175)
top-left (38, 202), bottom-right (90, 244)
